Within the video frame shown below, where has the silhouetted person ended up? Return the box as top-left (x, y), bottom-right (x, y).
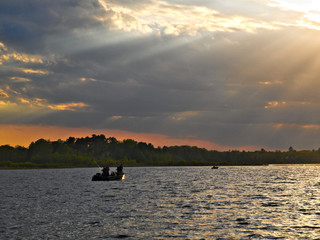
top-left (116, 164), bottom-right (123, 175)
top-left (102, 165), bottom-right (110, 176)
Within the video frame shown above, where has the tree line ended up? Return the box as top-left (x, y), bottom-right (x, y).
top-left (1, 134), bottom-right (320, 168)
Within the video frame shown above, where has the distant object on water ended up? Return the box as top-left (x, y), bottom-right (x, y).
top-left (212, 166), bottom-right (219, 169)
top-left (92, 164), bottom-right (125, 181)
top-left (92, 172), bottom-right (125, 181)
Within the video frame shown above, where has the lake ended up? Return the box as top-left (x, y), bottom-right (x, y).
top-left (1, 166), bottom-right (320, 239)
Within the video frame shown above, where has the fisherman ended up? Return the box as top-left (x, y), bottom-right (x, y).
top-left (116, 164), bottom-right (123, 175)
top-left (102, 165), bottom-right (110, 176)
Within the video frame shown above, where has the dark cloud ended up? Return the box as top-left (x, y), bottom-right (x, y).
top-left (0, 0), bottom-right (105, 53)
top-left (104, 0), bottom-right (153, 9)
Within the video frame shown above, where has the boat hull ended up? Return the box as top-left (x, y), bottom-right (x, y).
top-left (92, 173), bottom-right (125, 181)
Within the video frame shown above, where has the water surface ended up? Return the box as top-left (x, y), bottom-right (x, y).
top-left (1, 166), bottom-right (320, 239)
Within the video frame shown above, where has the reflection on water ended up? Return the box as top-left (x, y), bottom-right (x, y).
top-left (1, 165), bottom-right (320, 239)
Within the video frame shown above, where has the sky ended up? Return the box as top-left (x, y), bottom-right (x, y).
top-left (1, 0), bottom-right (320, 151)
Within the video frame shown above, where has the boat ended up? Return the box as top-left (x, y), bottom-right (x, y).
top-left (92, 172), bottom-right (125, 181)
top-left (212, 166), bottom-right (219, 169)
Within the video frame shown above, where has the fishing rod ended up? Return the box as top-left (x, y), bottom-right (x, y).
top-left (93, 159), bottom-right (103, 170)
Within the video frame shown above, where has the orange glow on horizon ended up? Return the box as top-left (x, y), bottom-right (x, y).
top-left (0, 124), bottom-right (258, 151)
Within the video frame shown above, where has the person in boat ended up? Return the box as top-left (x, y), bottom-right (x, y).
top-left (102, 165), bottom-right (110, 176)
top-left (116, 164), bottom-right (123, 175)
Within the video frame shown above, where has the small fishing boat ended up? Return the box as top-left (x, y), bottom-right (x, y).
top-left (212, 166), bottom-right (219, 169)
top-left (92, 172), bottom-right (125, 181)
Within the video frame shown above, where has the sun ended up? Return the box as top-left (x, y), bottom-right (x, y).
top-left (272, 0), bottom-right (320, 27)
top-left (274, 0), bottom-right (320, 12)
top-left (306, 12), bottom-right (320, 24)
top-left (302, 1), bottom-right (320, 23)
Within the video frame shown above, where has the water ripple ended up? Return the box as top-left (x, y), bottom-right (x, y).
top-left (1, 166), bottom-right (320, 239)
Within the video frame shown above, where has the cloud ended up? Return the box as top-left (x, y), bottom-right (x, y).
top-left (96, 0), bottom-right (280, 35)
top-left (48, 102), bottom-right (88, 111)
top-left (264, 101), bottom-right (286, 109)
top-left (0, 42), bottom-right (45, 65)
top-left (10, 77), bottom-right (32, 82)
top-left (0, 83), bottom-right (88, 121)
top-left (0, 88), bottom-right (9, 98)
top-left (19, 68), bottom-right (48, 74)
top-left (1, 0), bottom-right (320, 150)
